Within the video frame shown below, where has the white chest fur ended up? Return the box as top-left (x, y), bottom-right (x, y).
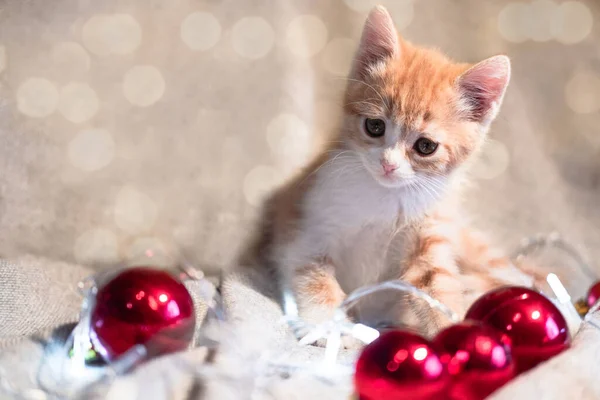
top-left (280, 157), bottom-right (409, 293)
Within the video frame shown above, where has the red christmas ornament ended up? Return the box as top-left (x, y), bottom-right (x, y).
top-left (465, 286), bottom-right (570, 373)
top-left (90, 267), bottom-right (195, 361)
top-left (586, 281), bottom-right (600, 308)
top-left (433, 321), bottom-right (516, 400)
top-left (355, 330), bottom-right (450, 400)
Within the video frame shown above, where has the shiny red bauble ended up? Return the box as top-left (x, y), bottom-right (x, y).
top-left (465, 286), bottom-right (570, 373)
top-left (433, 321), bottom-right (516, 400)
top-left (586, 281), bottom-right (600, 308)
top-left (90, 267), bottom-right (195, 361)
top-left (355, 330), bottom-right (450, 400)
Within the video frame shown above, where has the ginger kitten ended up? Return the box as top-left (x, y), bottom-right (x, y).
top-left (240, 6), bottom-right (535, 337)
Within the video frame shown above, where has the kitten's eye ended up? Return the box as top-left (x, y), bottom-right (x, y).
top-left (413, 137), bottom-right (438, 156)
top-left (364, 118), bottom-right (386, 138)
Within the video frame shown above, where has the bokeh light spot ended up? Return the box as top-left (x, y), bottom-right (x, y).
top-left (286, 15), bottom-right (328, 58)
top-left (180, 12), bottom-right (221, 51)
top-left (498, 2), bottom-right (530, 43)
top-left (68, 128), bottom-right (115, 172)
top-left (82, 14), bottom-right (114, 56)
top-left (552, 1), bottom-right (593, 44)
top-left (122, 65), bottom-right (165, 107)
top-left (58, 82), bottom-right (99, 123)
top-left (565, 71), bottom-right (600, 114)
top-left (231, 17), bottom-right (275, 59)
top-left (17, 77), bottom-right (59, 118)
top-left (82, 14), bottom-right (142, 56)
top-left (114, 186), bottom-right (158, 234)
top-left (110, 14), bottom-right (143, 55)
top-left (413, 346), bottom-right (428, 361)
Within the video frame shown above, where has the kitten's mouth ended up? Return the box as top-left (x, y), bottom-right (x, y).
top-left (372, 171), bottom-right (414, 189)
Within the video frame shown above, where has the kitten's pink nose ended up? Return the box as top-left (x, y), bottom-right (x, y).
top-left (381, 161), bottom-right (398, 175)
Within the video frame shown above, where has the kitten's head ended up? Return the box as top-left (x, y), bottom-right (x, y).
top-left (342, 6), bottom-right (510, 191)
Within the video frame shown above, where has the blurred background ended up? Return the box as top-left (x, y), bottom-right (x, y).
top-left (0, 0), bottom-right (599, 295)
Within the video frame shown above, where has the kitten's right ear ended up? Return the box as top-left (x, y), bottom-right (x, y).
top-left (351, 6), bottom-right (400, 79)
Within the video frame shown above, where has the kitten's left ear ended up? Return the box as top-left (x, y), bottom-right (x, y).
top-left (351, 6), bottom-right (400, 79)
top-left (458, 55), bottom-right (511, 124)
